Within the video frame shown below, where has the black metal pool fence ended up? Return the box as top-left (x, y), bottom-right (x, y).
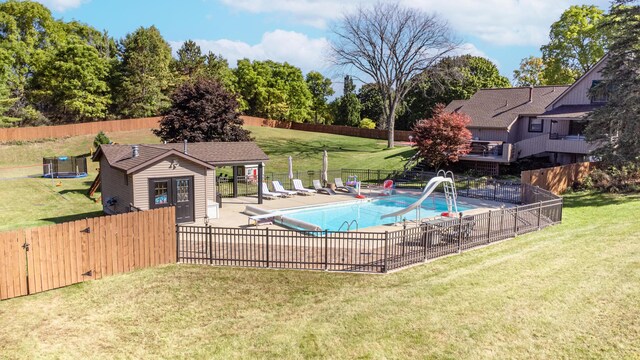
top-left (217, 168), bottom-right (525, 204)
top-left (180, 170), bottom-right (563, 273)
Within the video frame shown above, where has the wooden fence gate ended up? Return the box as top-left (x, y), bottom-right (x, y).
top-left (0, 207), bottom-right (176, 301)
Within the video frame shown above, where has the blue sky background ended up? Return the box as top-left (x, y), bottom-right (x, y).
top-left (37, 0), bottom-right (609, 94)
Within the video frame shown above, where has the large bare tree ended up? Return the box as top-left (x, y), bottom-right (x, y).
top-left (330, 2), bottom-right (458, 148)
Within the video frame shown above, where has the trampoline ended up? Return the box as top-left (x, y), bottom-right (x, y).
top-left (43, 156), bottom-right (88, 178)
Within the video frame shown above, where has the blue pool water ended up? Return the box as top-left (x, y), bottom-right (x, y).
top-left (281, 195), bottom-right (472, 231)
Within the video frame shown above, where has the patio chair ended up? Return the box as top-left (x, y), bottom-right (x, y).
top-left (313, 179), bottom-right (336, 195)
top-left (261, 182), bottom-right (284, 199)
top-left (272, 180), bottom-right (297, 197)
top-left (292, 179), bottom-right (316, 195)
top-left (334, 178), bottom-right (357, 194)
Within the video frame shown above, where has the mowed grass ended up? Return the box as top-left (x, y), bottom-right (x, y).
top-left (0, 192), bottom-right (638, 359)
top-left (0, 126), bottom-right (413, 231)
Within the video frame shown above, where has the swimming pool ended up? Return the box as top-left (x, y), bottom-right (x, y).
top-left (278, 195), bottom-right (472, 231)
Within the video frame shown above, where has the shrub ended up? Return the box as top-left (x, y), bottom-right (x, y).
top-left (93, 131), bottom-right (111, 149)
top-left (578, 163), bottom-right (640, 193)
top-left (359, 118), bottom-right (376, 129)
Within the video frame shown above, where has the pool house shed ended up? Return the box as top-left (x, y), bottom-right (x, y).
top-left (93, 141), bottom-right (269, 223)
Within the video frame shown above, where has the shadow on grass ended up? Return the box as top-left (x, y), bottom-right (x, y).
top-left (384, 148), bottom-right (415, 160)
top-left (562, 191), bottom-right (640, 209)
top-left (40, 210), bottom-right (104, 224)
top-left (59, 188), bottom-right (93, 200)
top-left (258, 138), bottom-right (375, 157)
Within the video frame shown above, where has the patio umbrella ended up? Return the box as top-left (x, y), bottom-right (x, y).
top-left (288, 156), bottom-right (294, 179)
top-left (322, 150), bottom-right (328, 184)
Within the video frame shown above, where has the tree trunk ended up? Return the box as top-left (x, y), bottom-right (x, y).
top-left (387, 101), bottom-right (398, 148)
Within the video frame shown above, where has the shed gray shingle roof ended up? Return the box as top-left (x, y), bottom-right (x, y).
top-left (95, 142), bottom-right (269, 173)
top-left (444, 85), bottom-right (570, 129)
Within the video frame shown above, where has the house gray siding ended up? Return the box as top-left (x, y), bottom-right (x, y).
top-left (469, 128), bottom-right (509, 142)
top-left (550, 59), bottom-right (607, 108)
top-left (99, 157), bottom-right (133, 214)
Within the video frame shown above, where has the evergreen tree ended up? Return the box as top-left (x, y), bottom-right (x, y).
top-left (336, 75), bottom-right (361, 126)
top-left (357, 83), bottom-right (384, 129)
top-left (174, 40), bottom-right (205, 81)
top-left (585, 1), bottom-right (640, 165)
top-left (115, 26), bottom-right (174, 118)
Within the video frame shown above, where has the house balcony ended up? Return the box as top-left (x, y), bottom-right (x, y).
top-left (546, 134), bottom-right (596, 154)
top-left (514, 133), bottom-right (597, 159)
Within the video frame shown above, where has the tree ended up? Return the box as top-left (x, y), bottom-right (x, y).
top-left (335, 75), bottom-right (361, 126)
top-left (93, 131), bottom-right (111, 149)
top-left (357, 83), bottom-right (384, 128)
top-left (154, 78), bottom-right (251, 143)
top-left (412, 104), bottom-right (472, 169)
top-left (115, 26), bottom-right (174, 118)
top-left (541, 5), bottom-right (609, 84)
top-left (234, 59), bottom-right (312, 122)
top-left (305, 71), bottom-right (334, 124)
top-left (513, 56), bottom-right (547, 86)
top-left (174, 40), bottom-right (205, 81)
top-left (585, 0), bottom-right (640, 165)
top-left (397, 55), bottom-right (509, 130)
top-left (330, 2), bottom-right (457, 148)
top-left (203, 52), bottom-right (236, 92)
top-left (29, 40), bottom-right (112, 123)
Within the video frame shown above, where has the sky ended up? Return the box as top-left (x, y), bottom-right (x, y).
top-left (37, 0), bottom-right (609, 93)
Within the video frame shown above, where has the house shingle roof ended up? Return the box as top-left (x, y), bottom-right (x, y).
top-left (540, 104), bottom-right (602, 119)
top-left (444, 85), bottom-right (570, 129)
top-left (94, 142), bottom-right (269, 173)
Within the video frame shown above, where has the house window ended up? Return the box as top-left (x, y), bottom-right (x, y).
top-left (528, 118), bottom-right (544, 133)
top-left (590, 80), bottom-right (609, 103)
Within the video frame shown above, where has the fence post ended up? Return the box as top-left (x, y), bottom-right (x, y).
top-left (486, 210), bottom-right (492, 244)
top-left (537, 201), bottom-right (542, 229)
top-left (266, 227), bottom-right (270, 268)
top-left (175, 224), bottom-right (179, 263)
top-left (208, 225), bottom-right (213, 265)
top-left (383, 231), bottom-right (389, 273)
top-left (457, 213), bottom-right (463, 253)
top-left (493, 182), bottom-right (498, 201)
top-left (514, 206), bottom-right (519, 236)
top-left (466, 177), bottom-right (470, 197)
top-left (324, 230), bottom-right (328, 271)
top-left (377, 170), bottom-right (381, 184)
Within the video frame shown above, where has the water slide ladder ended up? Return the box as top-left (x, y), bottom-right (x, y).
top-left (438, 170), bottom-right (459, 214)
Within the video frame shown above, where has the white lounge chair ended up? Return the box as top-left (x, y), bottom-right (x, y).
top-left (292, 179), bottom-right (315, 195)
top-left (261, 182), bottom-right (284, 199)
top-left (272, 180), bottom-right (297, 197)
top-left (313, 179), bottom-right (335, 195)
top-left (334, 178), bottom-right (358, 193)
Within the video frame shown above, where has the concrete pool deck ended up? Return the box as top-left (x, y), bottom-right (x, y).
top-left (196, 189), bottom-right (515, 231)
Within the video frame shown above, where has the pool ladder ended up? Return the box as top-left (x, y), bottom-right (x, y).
top-left (338, 219), bottom-right (359, 232)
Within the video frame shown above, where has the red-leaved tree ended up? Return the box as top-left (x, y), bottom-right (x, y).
top-left (412, 104), bottom-right (472, 169)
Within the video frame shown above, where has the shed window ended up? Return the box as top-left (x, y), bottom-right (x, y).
top-left (154, 181), bottom-right (169, 205)
top-left (528, 118), bottom-right (543, 133)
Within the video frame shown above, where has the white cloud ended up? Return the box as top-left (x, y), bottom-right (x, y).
top-left (171, 30), bottom-right (331, 74)
top-left (35, 0), bottom-right (87, 12)
top-left (220, 0), bottom-right (608, 46)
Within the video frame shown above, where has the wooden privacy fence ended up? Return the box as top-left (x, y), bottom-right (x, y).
top-left (0, 117), bottom-right (162, 142)
top-left (521, 162), bottom-right (597, 195)
top-left (0, 207), bottom-right (176, 301)
top-left (0, 115), bottom-right (413, 143)
top-left (241, 115), bottom-right (414, 142)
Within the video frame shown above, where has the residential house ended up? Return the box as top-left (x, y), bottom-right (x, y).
top-left (445, 55), bottom-right (608, 175)
top-left (92, 141), bottom-right (269, 223)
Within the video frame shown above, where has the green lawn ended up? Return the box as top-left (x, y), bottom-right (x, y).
top-left (0, 126), bottom-right (413, 230)
top-left (0, 192), bottom-right (638, 358)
